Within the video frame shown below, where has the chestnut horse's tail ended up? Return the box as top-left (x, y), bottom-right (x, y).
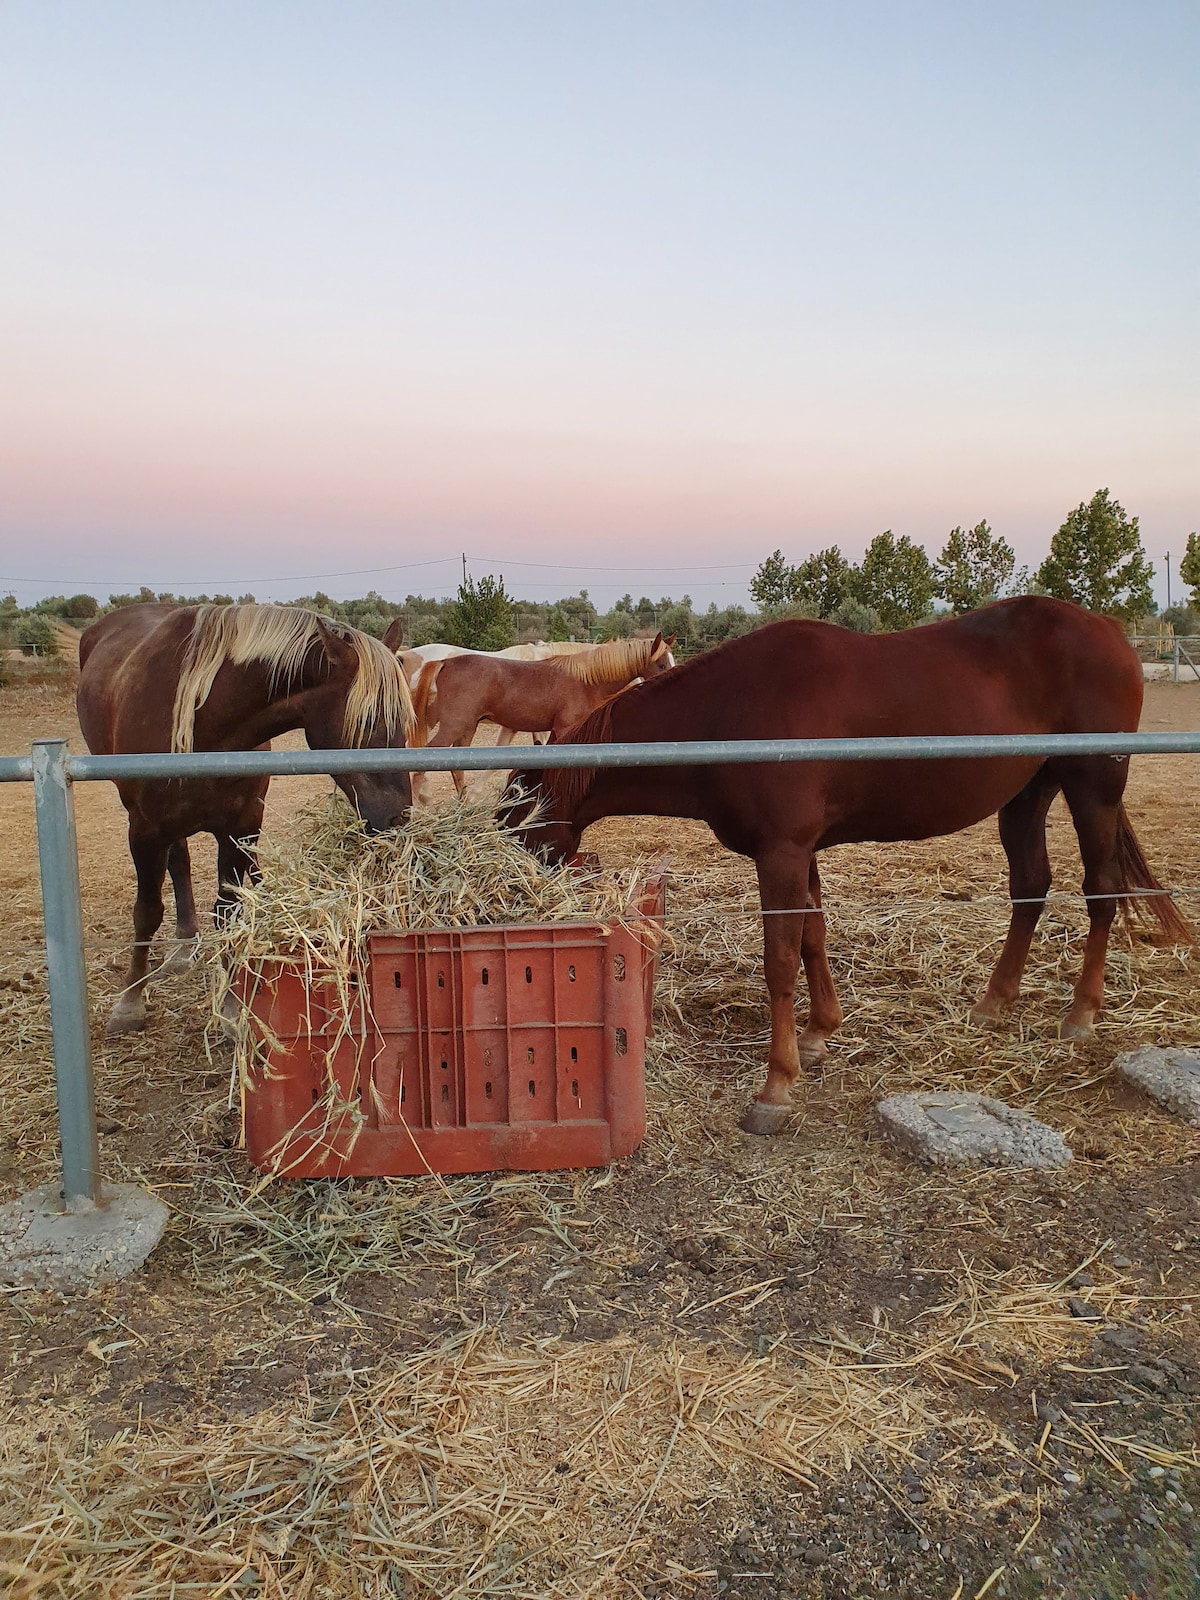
top-left (409, 661), bottom-right (440, 750)
top-left (1114, 804), bottom-right (1192, 944)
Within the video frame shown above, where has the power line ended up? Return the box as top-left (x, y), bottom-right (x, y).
top-left (1, 551), bottom-right (760, 591)
top-left (466, 554), bottom-right (759, 573)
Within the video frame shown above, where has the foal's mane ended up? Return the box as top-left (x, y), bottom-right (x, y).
top-left (549, 635), bottom-right (659, 684)
top-left (170, 604), bottom-right (414, 753)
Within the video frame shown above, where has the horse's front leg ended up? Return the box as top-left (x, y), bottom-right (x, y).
top-left (213, 825), bottom-right (262, 1033)
top-left (159, 838), bottom-right (201, 975)
top-left (740, 843), bottom-right (825, 1136)
top-left (108, 830), bottom-right (171, 1035)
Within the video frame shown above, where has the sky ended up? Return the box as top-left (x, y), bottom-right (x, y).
top-left (1, 1), bottom-right (1197, 611)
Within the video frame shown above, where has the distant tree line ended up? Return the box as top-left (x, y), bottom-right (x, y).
top-left (3, 490), bottom-right (1197, 663)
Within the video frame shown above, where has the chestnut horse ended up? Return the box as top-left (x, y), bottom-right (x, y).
top-left (410, 633), bottom-right (675, 801)
top-left (506, 598), bottom-right (1189, 1134)
top-left (78, 603), bottom-right (415, 1034)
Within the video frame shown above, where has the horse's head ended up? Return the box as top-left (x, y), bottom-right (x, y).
top-left (644, 632), bottom-right (676, 675)
top-left (497, 771), bottom-right (581, 866)
top-left (303, 620), bottom-right (415, 833)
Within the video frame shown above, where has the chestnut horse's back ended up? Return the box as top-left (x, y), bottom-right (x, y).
top-left (77, 604), bottom-right (185, 756)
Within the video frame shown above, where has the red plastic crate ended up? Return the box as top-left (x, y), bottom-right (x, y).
top-left (240, 877), bottom-right (665, 1178)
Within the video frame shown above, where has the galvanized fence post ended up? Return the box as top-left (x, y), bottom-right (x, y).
top-left (32, 739), bottom-right (101, 1205)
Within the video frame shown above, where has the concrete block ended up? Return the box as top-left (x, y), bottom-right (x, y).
top-left (0, 1182), bottom-right (169, 1292)
top-left (1114, 1047), bottom-right (1200, 1125)
top-left (878, 1091), bottom-right (1072, 1169)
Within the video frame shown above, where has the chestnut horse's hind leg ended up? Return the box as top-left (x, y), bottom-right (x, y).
top-left (741, 843), bottom-right (832, 1137)
top-left (796, 857), bottom-right (843, 1064)
top-left (971, 769), bottom-right (1060, 1026)
top-left (108, 830), bottom-right (171, 1035)
top-left (1057, 763), bottom-right (1127, 1038)
top-left (160, 839), bottom-right (201, 975)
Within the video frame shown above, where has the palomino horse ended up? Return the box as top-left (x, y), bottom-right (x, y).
top-left (78, 603), bottom-right (415, 1034)
top-left (413, 633), bottom-right (676, 800)
top-left (381, 624), bottom-right (610, 759)
top-left (504, 598), bottom-right (1190, 1133)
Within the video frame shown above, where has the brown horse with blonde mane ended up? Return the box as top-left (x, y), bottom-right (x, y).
top-left (411, 633), bottom-right (675, 799)
top-left (505, 598), bottom-right (1189, 1134)
top-left (78, 603), bottom-right (415, 1035)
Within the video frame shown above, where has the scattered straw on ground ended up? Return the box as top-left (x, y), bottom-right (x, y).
top-left (0, 1328), bottom-right (958, 1599)
top-left (2, 698), bottom-right (1199, 1595)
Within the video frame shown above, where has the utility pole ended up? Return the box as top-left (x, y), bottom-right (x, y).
top-left (462, 552), bottom-right (468, 588)
top-left (1165, 553), bottom-right (1172, 611)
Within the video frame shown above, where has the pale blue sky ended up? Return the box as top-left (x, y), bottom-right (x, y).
top-left (1, 2), bottom-right (1196, 607)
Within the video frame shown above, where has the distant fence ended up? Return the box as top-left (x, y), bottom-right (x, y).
top-left (1129, 635), bottom-right (1200, 683)
top-left (4, 730), bottom-right (1200, 1209)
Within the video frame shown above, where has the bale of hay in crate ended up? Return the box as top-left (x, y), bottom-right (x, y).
top-left (210, 796), bottom-right (665, 1177)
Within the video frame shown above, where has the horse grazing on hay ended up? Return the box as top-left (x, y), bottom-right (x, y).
top-left (410, 633), bottom-right (675, 801)
top-left (505, 597), bottom-right (1190, 1134)
top-left (77, 603), bottom-right (415, 1035)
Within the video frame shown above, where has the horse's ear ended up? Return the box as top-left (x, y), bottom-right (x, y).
top-left (315, 618), bottom-right (357, 673)
top-left (381, 617), bottom-right (405, 653)
top-left (663, 633), bottom-right (677, 649)
top-left (650, 632), bottom-right (663, 650)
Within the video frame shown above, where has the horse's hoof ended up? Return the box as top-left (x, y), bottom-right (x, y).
top-left (160, 939), bottom-right (199, 977)
top-left (739, 1100), bottom-right (792, 1137)
top-left (1059, 1016), bottom-right (1094, 1041)
top-left (969, 1002), bottom-right (1005, 1030)
top-left (105, 1008), bottom-right (146, 1037)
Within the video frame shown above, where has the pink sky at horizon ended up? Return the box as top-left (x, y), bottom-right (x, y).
top-left (1, 3), bottom-right (1196, 608)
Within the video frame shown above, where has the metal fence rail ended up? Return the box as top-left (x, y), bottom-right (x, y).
top-left (9, 729), bottom-right (1200, 1206)
top-left (5, 729), bottom-right (1200, 786)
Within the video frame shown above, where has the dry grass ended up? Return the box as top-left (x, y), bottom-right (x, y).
top-left (0, 1325), bottom-right (970, 1600)
top-left (648, 843), bottom-right (1200, 1167)
top-left (2, 684), bottom-right (1199, 1595)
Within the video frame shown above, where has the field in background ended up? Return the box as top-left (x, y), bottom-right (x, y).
top-left (1, 667), bottom-right (1199, 1599)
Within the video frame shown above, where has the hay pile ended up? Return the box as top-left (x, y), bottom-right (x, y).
top-left (208, 795), bottom-right (659, 1117)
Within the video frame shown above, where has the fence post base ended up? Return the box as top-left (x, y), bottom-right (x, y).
top-left (0, 1181), bottom-right (169, 1293)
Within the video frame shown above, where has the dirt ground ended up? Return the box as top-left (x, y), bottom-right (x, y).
top-left (1, 660), bottom-right (1199, 1600)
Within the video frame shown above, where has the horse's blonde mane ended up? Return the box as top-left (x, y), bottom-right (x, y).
top-left (170, 605), bottom-right (414, 752)
top-left (551, 636), bottom-right (662, 685)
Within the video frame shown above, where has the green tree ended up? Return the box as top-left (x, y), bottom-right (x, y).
top-left (700, 602), bottom-right (754, 643)
top-left (61, 594), bottom-right (99, 619)
top-left (444, 574), bottom-right (516, 651)
top-left (749, 549), bottom-right (796, 609)
top-left (934, 521), bottom-right (1017, 613)
top-left (656, 595), bottom-right (697, 652)
top-left (1035, 489), bottom-right (1154, 621)
top-left (1179, 533), bottom-right (1200, 607)
top-left (852, 531), bottom-right (936, 629)
top-left (17, 614), bottom-right (59, 657)
top-left (791, 546), bottom-right (854, 617)
top-left (598, 604), bottom-right (636, 639)
top-left (828, 597), bottom-right (881, 632)
top-left (547, 606), bottom-right (571, 641)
